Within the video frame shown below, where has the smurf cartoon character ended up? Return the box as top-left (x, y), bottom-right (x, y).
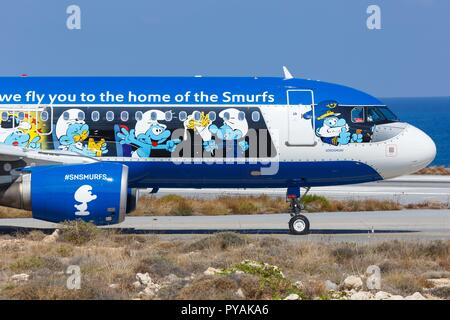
top-left (0, 114), bottom-right (41, 149)
top-left (183, 111), bottom-right (216, 153)
top-left (316, 111), bottom-right (362, 146)
top-left (74, 185), bottom-right (97, 216)
top-left (56, 109), bottom-right (107, 156)
top-left (117, 110), bottom-right (181, 158)
top-left (206, 108), bottom-right (249, 152)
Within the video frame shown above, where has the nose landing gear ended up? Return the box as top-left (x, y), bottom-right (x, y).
top-left (287, 186), bottom-right (311, 235)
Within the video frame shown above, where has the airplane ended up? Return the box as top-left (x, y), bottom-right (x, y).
top-left (0, 69), bottom-right (436, 235)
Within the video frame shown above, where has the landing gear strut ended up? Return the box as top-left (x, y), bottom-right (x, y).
top-left (287, 186), bottom-right (311, 235)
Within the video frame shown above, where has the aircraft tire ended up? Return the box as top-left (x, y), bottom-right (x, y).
top-left (289, 215), bottom-right (310, 235)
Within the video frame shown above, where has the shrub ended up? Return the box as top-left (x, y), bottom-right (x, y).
top-left (169, 199), bottom-right (194, 216)
top-left (10, 256), bottom-right (44, 272)
top-left (221, 260), bottom-right (305, 300)
top-left (59, 220), bottom-right (100, 245)
top-left (186, 232), bottom-right (247, 251)
top-left (134, 254), bottom-right (187, 278)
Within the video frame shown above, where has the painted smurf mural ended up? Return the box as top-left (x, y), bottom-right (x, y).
top-left (183, 111), bottom-right (217, 153)
top-left (0, 113), bottom-right (41, 149)
top-left (314, 101), bottom-right (363, 146)
top-left (56, 108), bottom-right (108, 156)
top-left (117, 110), bottom-right (181, 158)
top-left (184, 108), bottom-right (250, 155)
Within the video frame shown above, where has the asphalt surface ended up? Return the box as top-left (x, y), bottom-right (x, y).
top-left (151, 175), bottom-right (450, 205)
top-left (2, 209), bottom-right (450, 243)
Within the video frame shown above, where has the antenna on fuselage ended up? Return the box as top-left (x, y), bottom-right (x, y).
top-left (282, 66), bottom-right (294, 80)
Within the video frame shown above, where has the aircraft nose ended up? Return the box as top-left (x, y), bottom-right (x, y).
top-left (406, 125), bottom-right (437, 170)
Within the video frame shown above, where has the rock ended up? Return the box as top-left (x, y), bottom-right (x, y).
top-left (330, 291), bottom-right (350, 300)
top-left (235, 288), bottom-right (245, 299)
top-left (11, 273), bottom-right (29, 282)
top-left (109, 284), bottom-right (119, 289)
top-left (163, 274), bottom-right (179, 284)
top-left (374, 291), bottom-right (391, 300)
top-left (132, 281), bottom-right (142, 289)
top-left (387, 295), bottom-right (404, 300)
top-left (234, 270), bottom-right (245, 275)
top-left (204, 267), bottom-right (221, 276)
top-left (350, 291), bottom-right (372, 300)
top-left (324, 280), bottom-right (338, 291)
top-left (343, 276), bottom-right (363, 291)
top-left (405, 292), bottom-right (426, 300)
top-left (136, 273), bottom-right (151, 286)
top-left (139, 280), bottom-right (161, 298)
top-left (294, 281), bottom-right (305, 290)
top-left (427, 278), bottom-right (450, 288)
top-left (422, 271), bottom-right (450, 279)
top-left (43, 229), bottom-right (60, 243)
top-left (284, 293), bottom-right (300, 300)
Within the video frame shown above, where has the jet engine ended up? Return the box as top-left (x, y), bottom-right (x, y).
top-left (0, 162), bottom-right (129, 225)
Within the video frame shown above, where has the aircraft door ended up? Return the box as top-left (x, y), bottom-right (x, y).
top-left (286, 89), bottom-right (316, 146)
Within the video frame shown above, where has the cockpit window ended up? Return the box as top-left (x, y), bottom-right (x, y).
top-left (367, 106), bottom-right (398, 123)
top-left (379, 107), bottom-right (398, 121)
top-left (351, 107), bottom-right (364, 123)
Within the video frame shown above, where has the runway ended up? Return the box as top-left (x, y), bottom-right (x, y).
top-left (149, 175), bottom-right (450, 205)
top-left (2, 209), bottom-right (450, 243)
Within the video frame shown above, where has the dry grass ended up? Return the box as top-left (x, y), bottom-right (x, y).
top-left (131, 194), bottom-right (288, 216)
top-left (0, 223), bottom-right (449, 300)
top-left (0, 206), bottom-right (31, 219)
top-left (130, 194), bottom-right (404, 216)
top-left (415, 166), bottom-right (450, 175)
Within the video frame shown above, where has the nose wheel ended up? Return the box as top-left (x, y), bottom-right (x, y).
top-left (289, 215), bottom-right (310, 235)
top-left (287, 186), bottom-right (311, 235)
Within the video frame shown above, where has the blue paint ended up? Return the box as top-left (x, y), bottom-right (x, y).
top-left (0, 76), bottom-right (383, 106)
top-left (118, 160), bottom-right (382, 188)
top-left (30, 162), bottom-right (126, 225)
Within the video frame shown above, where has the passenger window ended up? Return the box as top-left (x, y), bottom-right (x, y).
top-left (223, 112), bottom-right (230, 121)
top-left (194, 111), bottom-right (201, 121)
top-left (351, 107), bottom-right (364, 123)
top-left (91, 111), bottom-right (100, 122)
top-left (63, 111), bottom-right (69, 121)
top-left (165, 111), bottom-right (172, 121)
top-left (251, 111), bottom-right (260, 122)
top-left (106, 111), bottom-right (114, 121)
top-left (77, 111), bottom-right (85, 121)
top-left (40, 111), bottom-right (49, 121)
top-left (18, 112), bottom-right (25, 121)
top-left (121, 111), bottom-right (129, 122)
top-left (135, 111), bottom-right (143, 121)
top-left (1, 112), bottom-right (8, 121)
top-left (208, 111), bottom-right (216, 121)
top-left (179, 111), bottom-right (187, 121)
top-left (151, 111), bottom-right (157, 121)
top-left (238, 111), bottom-right (245, 121)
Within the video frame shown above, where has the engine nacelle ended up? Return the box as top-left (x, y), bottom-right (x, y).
top-left (0, 162), bottom-right (129, 225)
top-left (126, 188), bottom-right (139, 214)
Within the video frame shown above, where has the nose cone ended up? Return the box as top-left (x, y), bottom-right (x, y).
top-left (406, 125), bottom-right (437, 171)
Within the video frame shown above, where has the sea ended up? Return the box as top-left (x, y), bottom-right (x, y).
top-left (382, 97), bottom-right (450, 167)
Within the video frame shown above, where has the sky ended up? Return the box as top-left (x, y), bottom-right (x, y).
top-left (0, 0), bottom-right (449, 98)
